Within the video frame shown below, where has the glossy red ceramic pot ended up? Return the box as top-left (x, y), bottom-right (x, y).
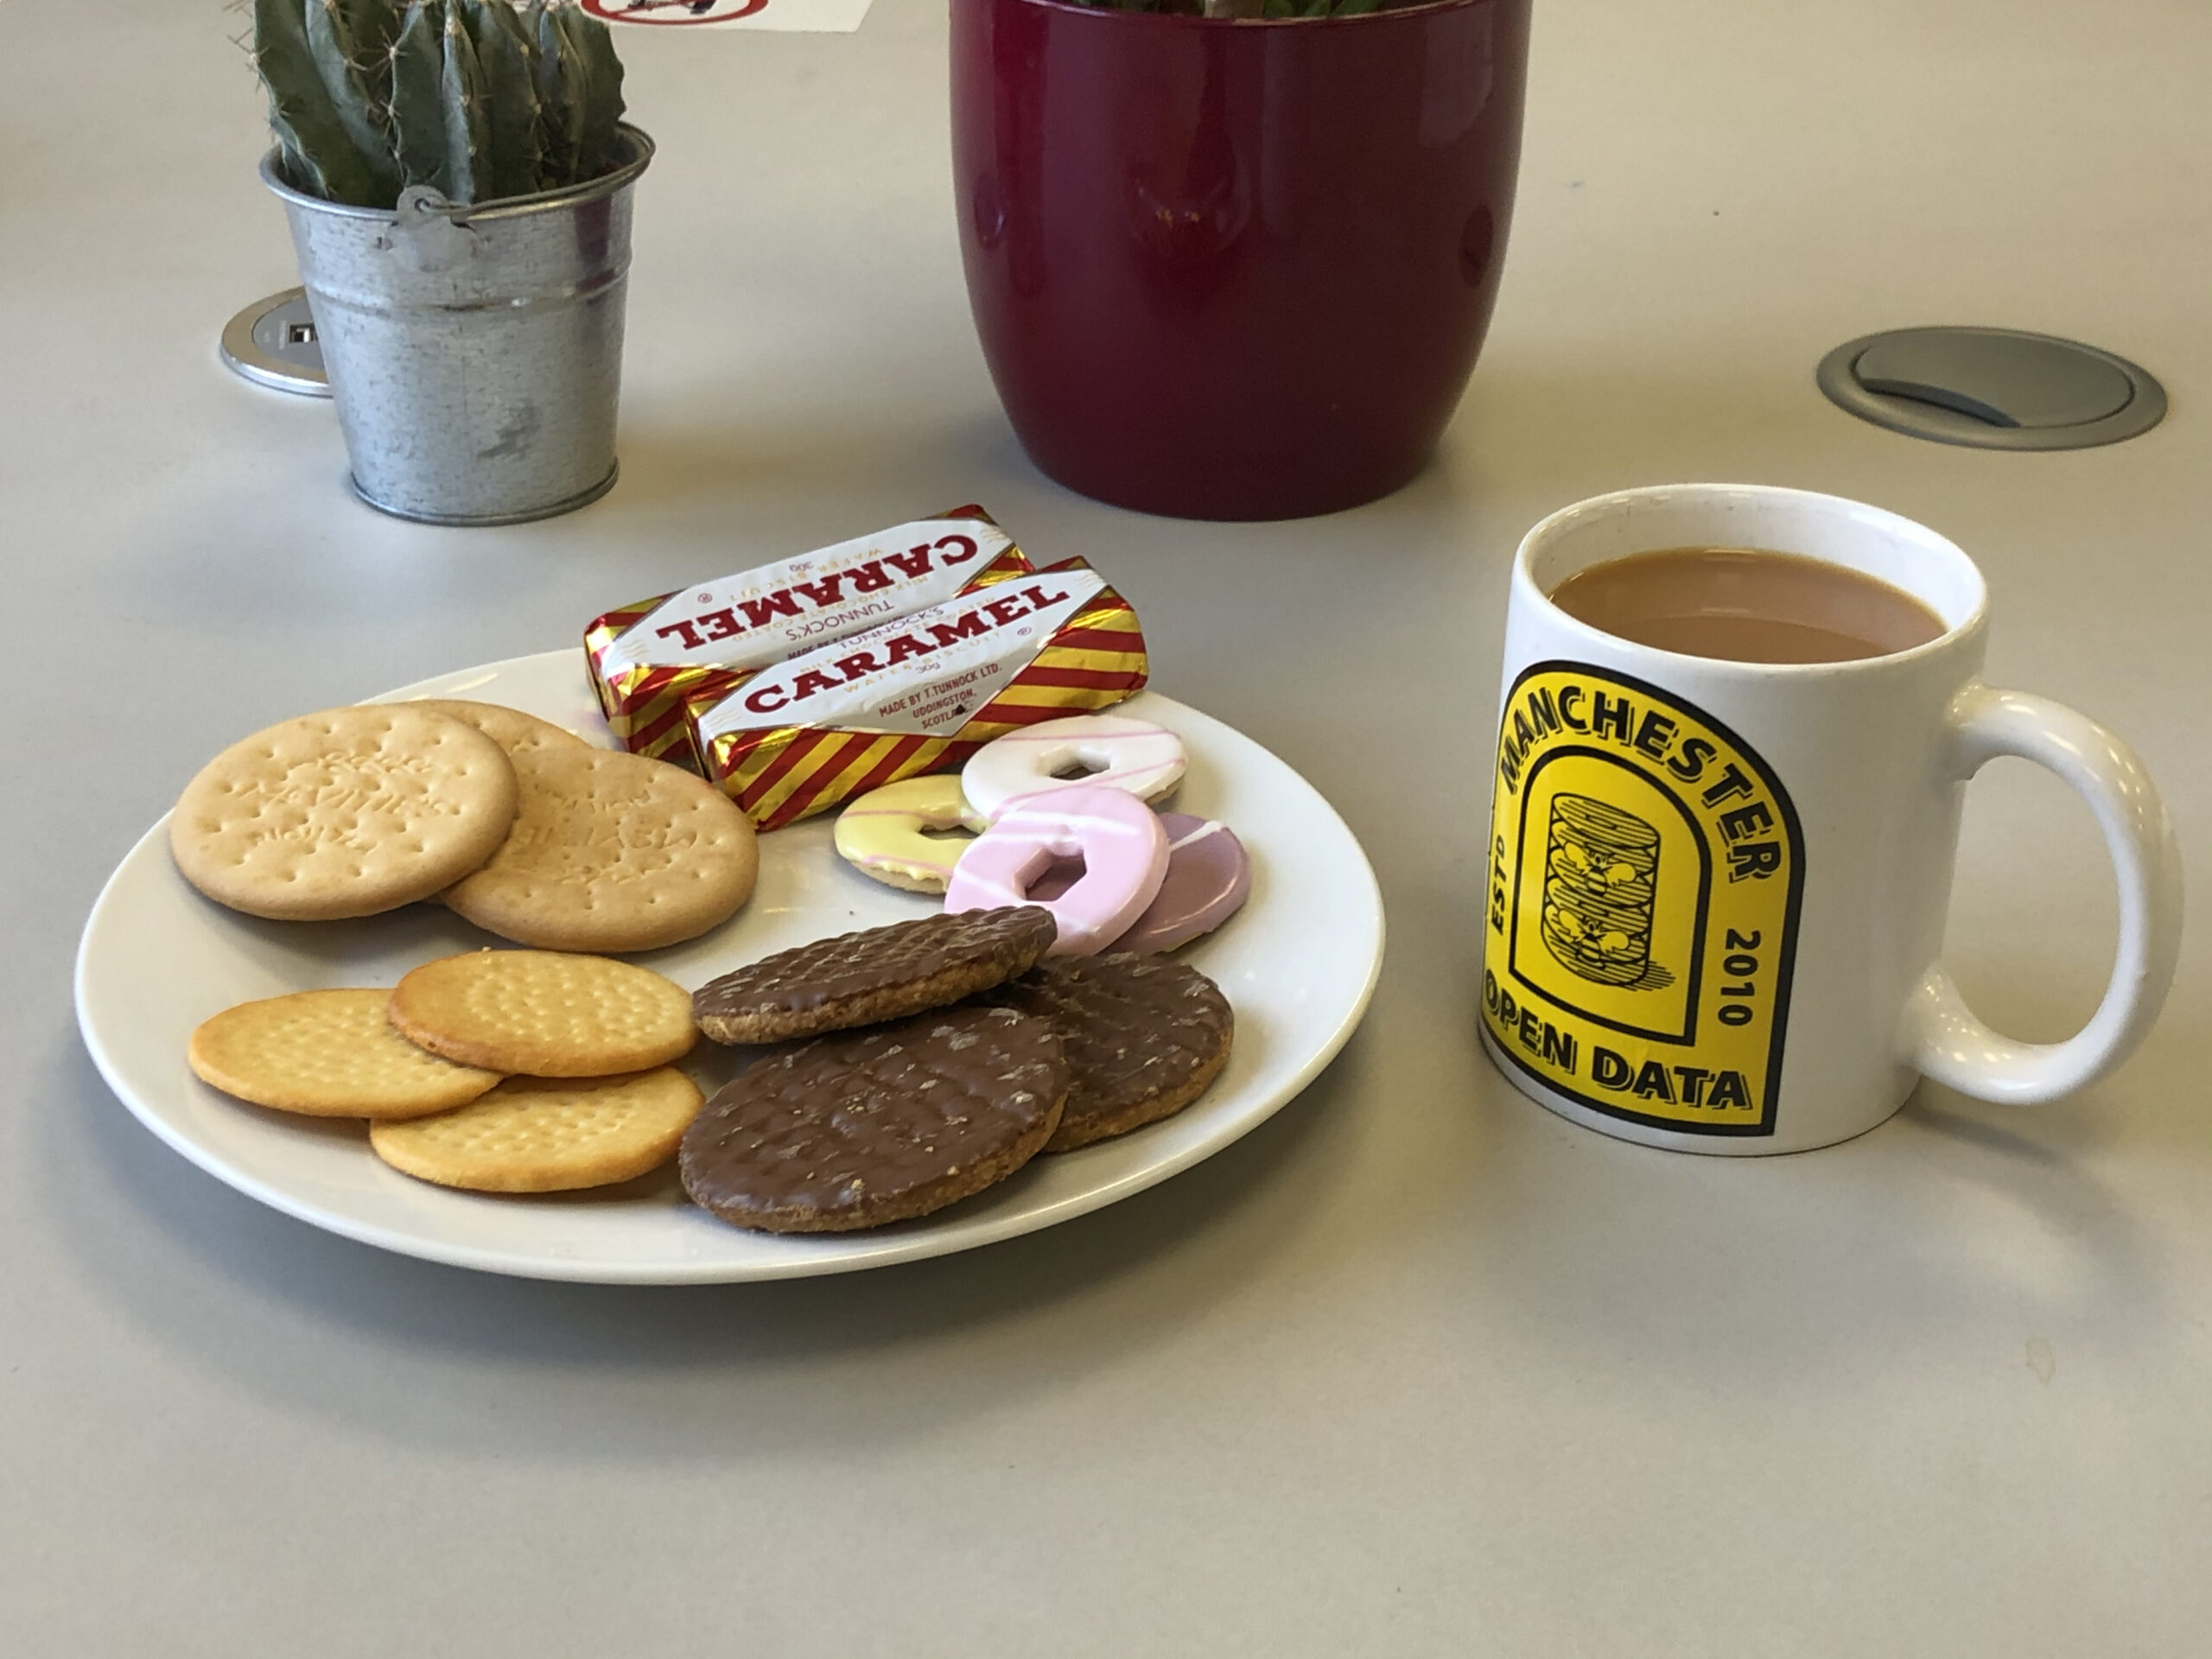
top-left (952, 0), bottom-right (1531, 520)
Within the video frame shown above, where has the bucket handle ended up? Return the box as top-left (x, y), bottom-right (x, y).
top-left (376, 186), bottom-right (482, 273)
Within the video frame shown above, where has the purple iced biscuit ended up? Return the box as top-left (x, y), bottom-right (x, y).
top-left (1027, 813), bottom-right (1250, 950)
top-left (1103, 812), bottom-right (1251, 953)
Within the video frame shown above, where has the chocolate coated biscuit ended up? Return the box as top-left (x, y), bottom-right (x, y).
top-left (690, 906), bottom-right (1057, 1046)
top-left (977, 953), bottom-right (1232, 1152)
top-left (678, 1006), bottom-right (1067, 1232)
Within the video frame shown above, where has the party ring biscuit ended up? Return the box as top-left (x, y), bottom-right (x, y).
top-left (678, 1007), bottom-right (1067, 1232)
top-left (371, 1067), bottom-right (703, 1193)
top-left (442, 746), bottom-right (759, 954)
top-left (404, 698), bottom-right (590, 758)
top-left (169, 704), bottom-right (518, 920)
top-left (978, 953), bottom-right (1233, 1152)
top-left (690, 906), bottom-right (1058, 1046)
top-left (833, 774), bottom-right (988, 893)
top-left (188, 988), bottom-right (503, 1119)
top-left (961, 713), bottom-right (1186, 822)
top-left (390, 950), bottom-right (697, 1077)
top-left (1113, 813), bottom-right (1252, 954)
top-left (944, 785), bottom-right (1169, 957)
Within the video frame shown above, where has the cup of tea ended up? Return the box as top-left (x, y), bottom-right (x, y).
top-left (1480, 483), bottom-right (2182, 1154)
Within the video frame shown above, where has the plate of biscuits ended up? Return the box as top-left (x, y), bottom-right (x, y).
top-left (75, 652), bottom-right (1383, 1283)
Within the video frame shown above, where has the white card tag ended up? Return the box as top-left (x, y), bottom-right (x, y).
top-left (582, 0), bottom-right (874, 33)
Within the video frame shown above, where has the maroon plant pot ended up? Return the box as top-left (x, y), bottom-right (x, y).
top-left (952, 0), bottom-right (1531, 521)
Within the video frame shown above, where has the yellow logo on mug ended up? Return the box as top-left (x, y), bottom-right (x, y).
top-left (1483, 663), bottom-right (1806, 1135)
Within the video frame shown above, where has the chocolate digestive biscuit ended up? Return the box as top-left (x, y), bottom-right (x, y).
top-left (977, 952), bottom-right (1233, 1152)
top-left (690, 906), bottom-right (1058, 1046)
top-left (678, 1006), bottom-right (1068, 1232)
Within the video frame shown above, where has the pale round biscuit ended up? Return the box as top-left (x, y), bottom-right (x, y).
top-left (188, 988), bottom-right (504, 1119)
top-left (389, 950), bottom-right (698, 1077)
top-left (404, 698), bottom-right (590, 757)
top-left (442, 747), bottom-right (759, 953)
top-left (370, 1067), bottom-right (704, 1192)
top-left (169, 705), bottom-right (518, 921)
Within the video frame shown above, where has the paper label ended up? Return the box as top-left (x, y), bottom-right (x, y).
top-left (1482, 663), bottom-right (1806, 1137)
top-left (583, 0), bottom-right (873, 33)
top-left (696, 568), bottom-right (1108, 741)
top-left (597, 519), bottom-right (1014, 677)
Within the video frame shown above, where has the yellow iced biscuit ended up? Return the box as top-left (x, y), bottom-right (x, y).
top-left (832, 774), bottom-right (988, 894)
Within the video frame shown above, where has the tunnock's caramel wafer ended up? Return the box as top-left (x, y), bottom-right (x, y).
top-left (442, 746), bottom-right (759, 953)
top-left (371, 1068), bottom-right (703, 1192)
top-left (389, 950), bottom-right (696, 1077)
top-left (690, 906), bottom-right (1058, 1046)
top-left (169, 705), bottom-right (518, 921)
top-left (188, 988), bottom-right (503, 1119)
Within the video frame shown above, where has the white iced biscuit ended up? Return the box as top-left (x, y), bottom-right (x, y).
top-left (961, 713), bottom-right (1186, 822)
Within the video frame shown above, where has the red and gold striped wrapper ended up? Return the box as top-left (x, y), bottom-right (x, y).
top-left (690, 558), bottom-right (1148, 830)
top-left (583, 508), bottom-right (1033, 770)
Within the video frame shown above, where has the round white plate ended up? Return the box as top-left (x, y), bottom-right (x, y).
top-left (75, 654), bottom-right (1383, 1283)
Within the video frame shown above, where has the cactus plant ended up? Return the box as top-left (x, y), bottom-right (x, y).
top-left (251, 0), bottom-right (626, 208)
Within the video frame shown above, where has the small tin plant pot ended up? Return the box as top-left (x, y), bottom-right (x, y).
top-left (952, 0), bottom-right (1531, 521)
top-left (264, 124), bottom-right (652, 526)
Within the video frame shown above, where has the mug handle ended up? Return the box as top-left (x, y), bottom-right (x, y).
top-left (1901, 683), bottom-right (2183, 1104)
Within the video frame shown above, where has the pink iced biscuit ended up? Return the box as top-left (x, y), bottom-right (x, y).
top-left (961, 713), bottom-right (1187, 821)
top-left (1115, 813), bottom-right (1252, 953)
top-left (944, 785), bottom-right (1169, 957)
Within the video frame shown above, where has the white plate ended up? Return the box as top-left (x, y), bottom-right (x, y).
top-left (75, 654), bottom-right (1383, 1283)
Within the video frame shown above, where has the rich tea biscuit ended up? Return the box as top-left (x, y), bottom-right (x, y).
top-left (371, 1067), bottom-right (704, 1192)
top-left (405, 698), bottom-right (589, 757)
top-left (389, 950), bottom-right (697, 1077)
top-left (442, 747), bottom-right (759, 953)
top-left (976, 953), bottom-right (1232, 1151)
top-left (678, 1006), bottom-right (1067, 1232)
top-left (188, 988), bottom-right (503, 1119)
top-left (169, 705), bottom-right (518, 920)
top-left (690, 906), bottom-right (1058, 1046)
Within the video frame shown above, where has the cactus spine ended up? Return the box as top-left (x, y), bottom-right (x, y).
top-left (251, 0), bottom-right (626, 208)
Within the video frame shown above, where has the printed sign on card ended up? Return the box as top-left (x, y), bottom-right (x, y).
top-left (583, 0), bottom-right (874, 33)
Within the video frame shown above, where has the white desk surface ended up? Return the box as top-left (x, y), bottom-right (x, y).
top-left (3, 1), bottom-right (2207, 1652)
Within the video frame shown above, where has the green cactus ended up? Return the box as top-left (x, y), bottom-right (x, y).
top-left (527, 0), bottom-right (586, 187)
top-left (385, 2), bottom-right (448, 191)
top-left (533, 0), bottom-right (625, 182)
top-left (251, 0), bottom-right (627, 208)
top-left (461, 0), bottom-right (546, 201)
top-left (302, 0), bottom-right (403, 201)
top-left (436, 2), bottom-right (490, 203)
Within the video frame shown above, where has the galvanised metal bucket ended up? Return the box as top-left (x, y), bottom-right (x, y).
top-left (264, 125), bottom-right (653, 525)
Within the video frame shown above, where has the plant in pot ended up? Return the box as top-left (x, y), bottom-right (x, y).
top-left (952, 0), bottom-right (1532, 519)
top-left (252, 0), bottom-right (652, 524)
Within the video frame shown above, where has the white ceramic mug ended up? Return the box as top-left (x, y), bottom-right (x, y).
top-left (1479, 483), bottom-right (2182, 1154)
